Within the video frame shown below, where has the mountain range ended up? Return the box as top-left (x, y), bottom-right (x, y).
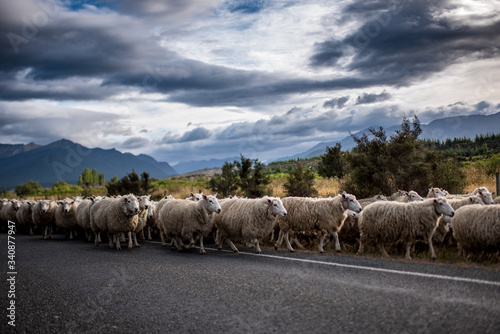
top-left (0, 139), bottom-right (177, 189)
top-left (276, 112), bottom-right (500, 160)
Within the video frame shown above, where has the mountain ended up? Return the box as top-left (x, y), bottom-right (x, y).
top-left (173, 156), bottom-right (240, 175)
top-left (0, 139), bottom-right (178, 189)
top-left (277, 112), bottom-right (500, 160)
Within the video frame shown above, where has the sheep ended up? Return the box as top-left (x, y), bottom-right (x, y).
top-left (154, 196), bottom-right (175, 246)
top-left (339, 195), bottom-right (387, 249)
top-left (358, 198), bottom-right (455, 260)
top-left (145, 201), bottom-right (156, 240)
top-left (426, 187), bottom-right (449, 198)
top-left (76, 199), bottom-right (94, 242)
top-left (275, 192), bottom-right (362, 253)
top-left (451, 204), bottom-right (500, 260)
top-left (214, 196), bottom-right (286, 254)
top-left (158, 194), bottom-right (221, 254)
top-left (186, 192), bottom-right (203, 201)
top-left (433, 195), bottom-right (485, 244)
top-left (54, 199), bottom-right (79, 239)
top-left (131, 195), bottom-right (151, 247)
top-left (394, 190), bottom-right (424, 202)
top-left (16, 200), bottom-right (36, 235)
top-left (90, 194), bottom-right (140, 250)
top-left (471, 187), bottom-right (495, 205)
top-left (0, 199), bottom-right (21, 225)
top-left (388, 190), bottom-right (407, 200)
top-left (32, 200), bottom-right (57, 239)
top-left (495, 197), bottom-right (500, 205)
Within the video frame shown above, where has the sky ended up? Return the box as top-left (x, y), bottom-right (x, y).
top-left (1, 0), bottom-right (499, 165)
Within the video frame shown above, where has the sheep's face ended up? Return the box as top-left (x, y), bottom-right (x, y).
top-left (346, 210), bottom-right (358, 218)
top-left (434, 199), bottom-right (455, 217)
top-left (39, 201), bottom-right (50, 213)
top-left (377, 195), bottom-right (388, 201)
top-left (428, 188), bottom-right (447, 198)
top-left (203, 194), bottom-right (221, 214)
top-left (11, 200), bottom-right (21, 210)
top-left (147, 204), bottom-right (155, 219)
top-left (478, 190), bottom-right (494, 205)
top-left (268, 197), bottom-right (287, 217)
top-left (122, 195), bottom-right (140, 216)
top-left (342, 192), bottom-right (362, 213)
top-left (469, 195), bottom-right (485, 205)
top-left (60, 201), bottom-right (75, 213)
top-left (138, 195), bottom-right (151, 211)
top-left (408, 191), bottom-right (424, 201)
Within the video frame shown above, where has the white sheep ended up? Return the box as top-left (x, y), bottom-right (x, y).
top-left (32, 200), bottom-right (57, 239)
top-left (0, 199), bottom-right (21, 226)
top-left (90, 194), bottom-right (140, 250)
top-left (16, 200), bottom-right (36, 235)
top-left (471, 187), bottom-right (495, 205)
top-left (154, 196), bottom-right (175, 246)
top-left (132, 195), bottom-right (151, 247)
top-left (433, 195), bottom-right (485, 244)
top-left (394, 190), bottom-right (424, 202)
top-left (275, 192), bottom-right (362, 253)
top-left (426, 187), bottom-right (449, 198)
top-left (451, 204), bottom-right (500, 260)
top-left (158, 194), bottom-right (221, 254)
top-left (54, 199), bottom-right (79, 239)
top-left (358, 198), bottom-right (455, 260)
top-left (495, 196), bottom-right (500, 205)
top-left (145, 200), bottom-right (156, 240)
top-left (214, 196), bottom-right (286, 254)
top-left (76, 199), bottom-right (94, 242)
top-left (339, 195), bottom-right (387, 248)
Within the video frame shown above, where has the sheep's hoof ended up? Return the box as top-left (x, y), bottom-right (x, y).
top-left (256, 251), bottom-right (262, 254)
top-left (134, 243), bottom-right (140, 247)
top-left (336, 249), bottom-right (341, 253)
top-left (431, 256), bottom-right (437, 261)
top-left (200, 249), bottom-right (206, 255)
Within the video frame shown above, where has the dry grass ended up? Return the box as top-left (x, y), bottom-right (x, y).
top-left (268, 176), bottom-right (342, 198)
top-left (463, 166), bottom-right (497, 194)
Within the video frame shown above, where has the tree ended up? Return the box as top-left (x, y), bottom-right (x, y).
top-left (15, 180), bottom-right (42, 197)
top-left (140, 171), bottom-right (153, 194)
top-left (98, 172), bottom-right (105, 186)
top-left (78, 175), bottom-right (84, 187)
top-left (284, 162), bottom-right (318, 197)
top-left (82, 168), bottom-right (92, 187)
top-left (318, 143), bottom-right (345, 179)
top-left (235, 154), bottom-right (270, 198)
top-left (208, 161), bottom-right (239, 197)
top-left (91, 169), bottom-right (98, 186)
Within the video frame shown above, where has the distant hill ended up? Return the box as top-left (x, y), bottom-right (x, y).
top-left (0, 139), bottom-right (178, 189)
top-left (173, 156), bottom-right (240, 175)
top-left (277, 112), bottom-right (500, 160)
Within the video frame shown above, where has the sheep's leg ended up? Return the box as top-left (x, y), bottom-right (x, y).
top-left (377, 243), bottom-right (390, 258)
top-left (274, 230), bottom-right (284, 250)
top-left (317, 232), bottom-right (326, 253)
top-left (140, 229), bottom-right (145, 240)
top-left (199, 235), bottom-right (206, 255)
top-left (427, 236), bottom-right (437, 260)
top-left (115, 233), bottom-right (122, 250)
top-left (291, 236), bottom-right (305, 249)
top-left (120, 232), bottom-right (126, 243)
top-left (285, 231), bottom-right (295, 252)
top-left (331, 231), bottom-right (341, 252)
top-left (147, 227), bottom-right (152, 241)
top-left (43, 226), bottom-right (49, 239)
top-left (174, 237), bottom-right (185, 251)
top-left (215, 230), bottom-right (223, 250)
top-left (226, 239), bottom-right (239, 253)
top-left (133, 232), bottom-right (140, 247)
top-left (69, 229), bottom-right (74, 240)
top-left (94, 232), bottom-right (100, 246)
top-left (404, 242), bottom-right (413, 260)
top-left (254, 238), bottom-right (262, 254)
top-left (270, 228), bottom-right (275, 242)
top-left (161, 232), bottom-right (167, 247)
top-left (108, 233), bottom-right (114, 249)
top-left (357, 240), bottom-right (364, 255)
top-left (29, 226), bottom-right (34, 236)
top-left (127, 231), bottom-right (133, 250)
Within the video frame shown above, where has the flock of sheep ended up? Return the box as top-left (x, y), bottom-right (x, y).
top-left (1, 186), bottom-right (499, 261)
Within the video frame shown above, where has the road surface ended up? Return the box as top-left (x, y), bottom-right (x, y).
top-left (1, 234), bottom-right (500, 333)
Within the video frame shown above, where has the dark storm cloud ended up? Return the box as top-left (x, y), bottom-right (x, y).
top-left (311, 0), bottom-right (500, 85)
top-left (160, 127), bottom-right (211, 144)
top-left (120, 137), bottom-right (150, 149)
top-left (323, 96), bottom-right (349, 109)
top-left (355, 91), bottom-right (392, 105)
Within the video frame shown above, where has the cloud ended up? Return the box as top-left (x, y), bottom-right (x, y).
top-left (323, 96), bottom-right (350, 109)
top-left (160, 127), bottom-right (211, 144)
top-left (356, 91), bottom-right (392, 105)
top-left (120, 136), bottom-right (150, 149)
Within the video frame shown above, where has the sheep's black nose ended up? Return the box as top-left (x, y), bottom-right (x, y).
top-left (217, 209), bottom-right (221, 214)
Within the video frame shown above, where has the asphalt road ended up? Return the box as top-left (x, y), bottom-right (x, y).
top-left (1, 234), bottom-right (500, 334)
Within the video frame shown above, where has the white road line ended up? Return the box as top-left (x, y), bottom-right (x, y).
top-left (145, 241), bottom-right (500, 287)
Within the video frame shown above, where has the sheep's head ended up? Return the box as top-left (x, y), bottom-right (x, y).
top-left (434, 198), bottom-right (455, 218)
top-left (39, 200), bottom-right (50, 213)
top-left (408, 191), bottom-right (424, 202)
top-left (122, 195), bottom-right (140, 216)
top-left (138, 195), bottom-right (151, 210)
top-left (59, 200), bottom-right (75, 213)
top-left (341, 192), bottom-right (362, 213)
top-left (477, 189), bottom-right (494, 205)
top-left (202, 194), bottom-right (221, 214)
top-left (469, 195), bottom-right (485, 205)
top-left (267, 197), bottom-right (287, 217)
top-left (10, 200), bottom-right (21, 210)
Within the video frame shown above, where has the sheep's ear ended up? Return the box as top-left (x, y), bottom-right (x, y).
top-left (202, 194), bottom-right (208, 200)
top-left (342, 191), bottom-right (347, 199)
top-left (492, 192), bottom-right (496, 196)
top-left (267, 198), bottom-right (272, 204)
top-left (433, 199), bottom-right (438, 203)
